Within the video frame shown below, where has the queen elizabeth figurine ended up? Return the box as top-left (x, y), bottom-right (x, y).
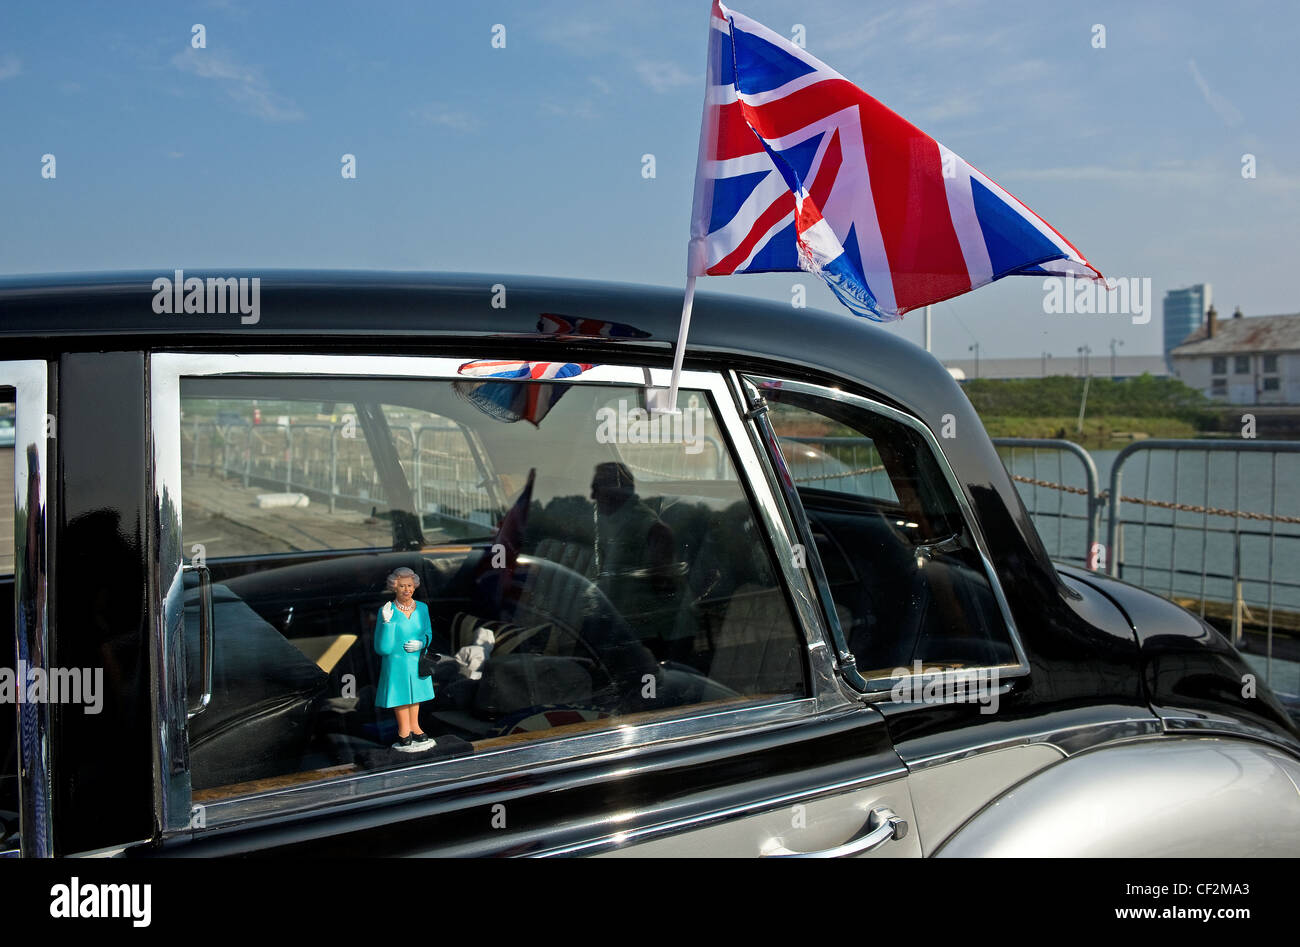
top-left (375, 566), bottom-right (436, 751)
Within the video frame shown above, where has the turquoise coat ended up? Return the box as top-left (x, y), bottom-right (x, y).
top-left (375, 601), bottom-right (436, 708)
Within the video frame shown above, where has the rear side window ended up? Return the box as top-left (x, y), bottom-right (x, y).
top-left (175, 373), bottom-right (806, 801)
top-left (752, 377), bottom-right (1017, 681)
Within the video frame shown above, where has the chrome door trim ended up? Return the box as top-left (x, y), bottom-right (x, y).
top-left (3, 360), bottom-right (51, 857)
top-left (905, 716), bottom-right (1163, 770)
top-left (1161, 713), bottom-right (1300, 758)
top-left (181, 563), bottom-right (213, 719)
top-left (531, 764), bottom-right (908, 857)
top-left (736, 373), bottom-right (1031, 698)
top-left (149, 352), bottom-right (851, 837)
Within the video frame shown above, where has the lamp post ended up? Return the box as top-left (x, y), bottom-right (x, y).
top-left (968, 342), bottom-right (980, 379)
top-left (1042, 351), bottom-right (1052, 377)
top-left (1077, 344), bottom-right (1092, 377)
top-left (1109, 338), bottom-right (1123, 378)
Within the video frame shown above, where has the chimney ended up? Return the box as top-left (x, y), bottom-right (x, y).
top-left (1233, 305), bottom-right (1243, 319)
top-left (1206, 304), bottom-right (1217, 339)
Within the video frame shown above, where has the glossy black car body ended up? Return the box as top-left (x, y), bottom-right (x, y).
top-left (2, 270), bottom-right (1297, 857)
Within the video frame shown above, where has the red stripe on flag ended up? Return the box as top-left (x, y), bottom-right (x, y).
top-left (713, 101), bottom-right (765, 160)
top-left (706, 189), bottom-right (795, 274)
top-left (862, 109), bottom-right (970, 311)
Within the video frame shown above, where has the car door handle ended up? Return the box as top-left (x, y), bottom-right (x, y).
top-left (760, 806), bottom-right (908, 858)
top-left (183, 563), bottom-right (215, 719)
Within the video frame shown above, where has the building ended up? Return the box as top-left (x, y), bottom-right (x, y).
top-left (1163, 283), bottom-right (1212, 367)
top-left (1169, 308), bottom-right (1300, 404)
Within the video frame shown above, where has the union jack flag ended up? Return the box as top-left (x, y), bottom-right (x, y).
top-left (454, 359), bottom-right (593, 426)
top-left (690, 1), bottom-right (1103, 321)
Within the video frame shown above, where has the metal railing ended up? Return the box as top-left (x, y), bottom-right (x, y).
top-left (182, 418), bottom-right (496, 526)
top-left (1106, 439), bottom-right (1300, 692)
top-left (781, 435), bottom-right (895, 500)
top-left (993, 438), bottom-right (1102, 569)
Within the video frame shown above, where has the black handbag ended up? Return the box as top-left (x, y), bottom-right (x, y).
top-left (418, 649), bottom-right (439, 679)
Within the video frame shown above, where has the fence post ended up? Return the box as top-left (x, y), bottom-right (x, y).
top-left (1231, 533), bottom-right (1243, 647)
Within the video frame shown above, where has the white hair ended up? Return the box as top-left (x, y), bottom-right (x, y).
top-left (385, 566), bottom-right (421, 592)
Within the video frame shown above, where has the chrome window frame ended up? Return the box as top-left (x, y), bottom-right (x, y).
top-left (149, 352), bottom-right (856, 838)
top-left (736, 373), bottom-right (1030, 699)
top-left (2, 361), bottom-right (51, 857)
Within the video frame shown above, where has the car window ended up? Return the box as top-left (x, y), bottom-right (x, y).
top-left (176, 373), bottom-right (806, 802)
top-left (751, 376), bottom-right (1016, 681)
top-left (1, 389), bottom-right (17, 851)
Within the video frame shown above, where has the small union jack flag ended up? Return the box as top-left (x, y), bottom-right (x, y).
top-left (454, 360), bottom-right (593, 426)
top-left (537, 313), bottom-right (651, 339)
top-left (689, 1), bottom-right (1103, 321)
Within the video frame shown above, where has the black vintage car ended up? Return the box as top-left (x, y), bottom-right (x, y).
top-left (2, 271), bottom-right (1298, 857)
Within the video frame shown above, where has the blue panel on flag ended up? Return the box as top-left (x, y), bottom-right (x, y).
top-left (970, 177), bottom-right (1065, 278)
top-left (709, 25), bottom-right (735, 87)
top-left (842, 223), bottom-right (866, 283)
top-left (731, 27), bottom-right (816, 94)
top-left (709, 169), bottom-right (772, 234)
top-left (772, 132), bottom-right (824, 192)
top-left (738, 219), bottom-right (798, 272)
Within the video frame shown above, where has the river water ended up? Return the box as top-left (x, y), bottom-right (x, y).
top-left (998, 446), bottom-right (1300, 613)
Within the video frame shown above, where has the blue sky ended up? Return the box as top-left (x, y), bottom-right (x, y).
top-left (1, 0), bottom-right (1295, 360)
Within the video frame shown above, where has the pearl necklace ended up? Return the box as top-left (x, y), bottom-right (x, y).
top-left (395, 600), bottom-right (415, 614)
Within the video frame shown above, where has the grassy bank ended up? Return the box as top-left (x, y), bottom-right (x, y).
top-left (963, 375), bottom-right (1214, 447)
top-left (979, 415), bottom-right (1200, 448)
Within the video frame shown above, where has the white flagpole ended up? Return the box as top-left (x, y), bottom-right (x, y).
top-left (665, 272), bottom-right (697, 413)
top-left (659, 3), bottom-right (722, 416)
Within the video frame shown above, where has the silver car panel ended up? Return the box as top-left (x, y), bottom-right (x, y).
top-left (935, 737), bottom-right (1300, 857)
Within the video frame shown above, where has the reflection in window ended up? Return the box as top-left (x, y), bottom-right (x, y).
top-left (1, 390), bottom-right (17, 850)
top-left (178, 377), bottom-right (804, 801)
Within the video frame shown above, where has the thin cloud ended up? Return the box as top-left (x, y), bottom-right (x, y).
top-left (1188, 59), bottom-right (1243, 127)
top-left (0, 55), bottom-right (20, 80)
top-left (409, 104), bottom-right (477, 131)
top-left (634, 59), bottom-right (695, 93)
top-left (540, 99), bottom-right (598, 120)
top-left (539, 16), bottom-right (612, 54)
top-left (171, 48), bottom-right (304, 122)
